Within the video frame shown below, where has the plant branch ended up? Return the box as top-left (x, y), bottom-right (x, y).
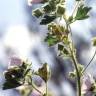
top-left (63, 15), bottom-right (81, 96)
top-left (70, 47), bottom-right (81, 96)
top-left (32, 83), bottom-right (43, 95)
top-left (71, 1), bottom-right (80, 17)
top-left (46, 82), bottom-right (48, 96)
top-left (82, 49), bottom-right (96, 75)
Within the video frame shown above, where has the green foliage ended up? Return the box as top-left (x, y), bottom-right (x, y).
top-left (92, 37), bottom-right (96, 46)
top-left (58, 44), bottom-right (69, 57)
top-left (37, 63), bottom-right (51, 82)
top-left (32, 8), bottom-right (43, 18)
top-left (31, 0), bottom-right (93, 96)
top-left (3, 62), bottom-right (32, 90)
top-left (45, 23), bottom-right (63, 46)
top-left (42, 0), bottom-right (57, 13)
top-left (75, 5), bottom-right (91, 20)
top-left (77, 64), bottom-right (84, 76)
top-left (40, 15), bottom-right (56, 25)
top-left (69, 71), bottom-right (76, 79)
top-left (3, 80), bottom-right (22, 90)
top-left (43, 94), bottom-right (46, 96)
top-left (68, 16), bottom-right (73, 23)
top-left (69, 64), bottom-right (84, 79)
top-left (3, 0), bottom-right (93, 95)
top-left (32, 0), bottom-right (66, 25)
top-left (43, 3), bottom-right (53, 13)
top-left (56, 4), bottom-right (65, 16)
top-left (41, 0), bottom-right (49, 4)
top-left (45, 22), bottom-right (69, 46)
top-left (45, 33), bottom-right (60, 46)
top-left (3, 61), bottom-right (51, 90)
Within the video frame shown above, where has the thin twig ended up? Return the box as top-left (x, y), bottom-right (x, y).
top-left (82, 49), bottom-right (96, 75)
top-left (71, 1), bottom-right (80, 17)
top-left (32, 83), bottom-right (43, 95)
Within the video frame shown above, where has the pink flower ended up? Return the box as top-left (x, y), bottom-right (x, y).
top-left (28, 0), bottom-right (43, 6)
top-left (31, 92), bottom-right (41, 96)
top-left (9, 56), bottom-right (22, 66)
top-left (81, 74), bottom-right (94, 95)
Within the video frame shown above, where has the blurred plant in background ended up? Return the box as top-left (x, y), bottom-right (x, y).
top-left (3, 56), bottom-right (51, 96)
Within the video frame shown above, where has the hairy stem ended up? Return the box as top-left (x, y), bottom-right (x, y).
top-left (63, 15), bottom-right (81, 96)
top-left (70, 47), bottom-right (81, 96)
top-left (69, 26), bottom-right (81, 96)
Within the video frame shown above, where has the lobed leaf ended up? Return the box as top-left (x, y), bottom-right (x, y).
top-left (75, 5), bottom-right (91, 20)
top-left (45, 33), bottom-right (60, 46)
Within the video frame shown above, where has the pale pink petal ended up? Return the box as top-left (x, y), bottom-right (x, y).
top-left (9, 56), bottom-right (22, 66)
top-left (81, 74), bottom-right (94, 95)
top-left (28, 0), bottom-right (43, 6)
top-left (31, 92), bottom-right (41, 96)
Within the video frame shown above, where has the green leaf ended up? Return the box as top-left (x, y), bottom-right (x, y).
top-left (3, 67), bottom-right (24, 90)
top-left (3, 80), bottom-right (22, 90)
top-left (42, 1), bottom-right (56, 13)
top-left (92, 37), bottom-right (96, 46)
top-left (68, 16), bottom-right (73, 23)
top-left (75, 5), bottom-right (91, 20)
top-left (58, 44), bottom-right (64, 51)
top-left (58, 44), bottom-right (69, 57)
top-left (38, 63), bottom-right (51, 82)
top-left (32, 8), bottom-right (43, 18)
top-left (63, 47), bottom-right (69, 55)
top-left (4, 67), bottom-right (24, 80)
top-left (56, 4), bottom-right (65, 16)
top-left (69, 64), bottom-right (84, 79)
top-left (48, 22), bottom-right (63, 35)
top-left (43, 3), bottom-right (52, 13)
top-left (45, 33), bottom-right (59, 46)
top-left (69, 71), bottom-right (76, 79)
top-left (40, 15), bottom-right (56, 25)
top-left (41, 0), bottom-right (49, 3)
top-left (3, 62), bottom-right (32, 90)
top-left (43, 94), bottom-right (46, 96)
top-left (77, 64), bottom-right (84, 76)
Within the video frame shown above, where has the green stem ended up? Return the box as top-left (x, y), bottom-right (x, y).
top-left (68, 26), bottom-right (81, 96)
top-left (32, 83), bottom-right (43, 95)
top-left (64, 15), bottom-right (81, 96)
top-left (70, 47), bottom-right (81, 96)
top-left (71, 1), bottom-right (80, 17)
top-left (46, 82), bottom-right (48, 96)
